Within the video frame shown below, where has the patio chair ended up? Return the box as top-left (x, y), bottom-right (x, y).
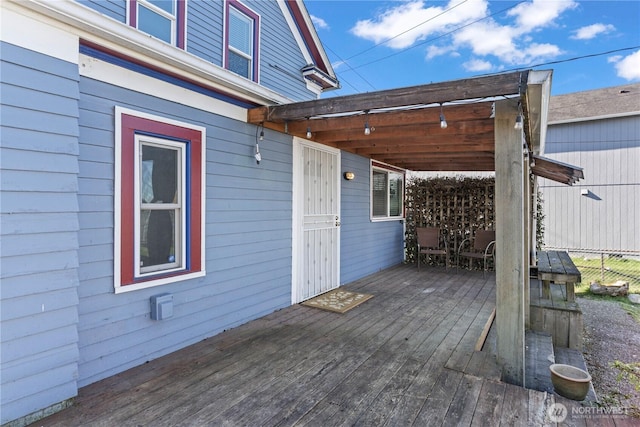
top-left (416, 227), bottom-right (449, 271)
top-left (457, 229), bottom-right (496, 277)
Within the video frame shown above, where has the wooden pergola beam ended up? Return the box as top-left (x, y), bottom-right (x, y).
top-left (315, 121), bottom-right (493, 143)
top-left (352, 144), bottom-right (495, 156)
top-left (395, 160), bottom-right (495, 171)
top-left (283, 102), bottom-right (494, 133)
top-left (248, 71), bottom-right (527, 123)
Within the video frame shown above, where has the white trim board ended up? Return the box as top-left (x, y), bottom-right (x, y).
top-left (81, 54), bottom-right (247, 123)
top-left (5, 0), bottom-right (292, 107)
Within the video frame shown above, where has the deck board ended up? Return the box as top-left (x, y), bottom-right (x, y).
top-left (35, 264), bottom-right (628, 426)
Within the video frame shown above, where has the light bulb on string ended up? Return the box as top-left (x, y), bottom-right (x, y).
top-left (364, 110), bottom-right (371, 135)
top-left (439, 103), bottom-right (447, 129)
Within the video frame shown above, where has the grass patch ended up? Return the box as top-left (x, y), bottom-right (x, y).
top-left (621, 303), bottom-right (640, 323)
top-left (572, 256), bottom-right (640, 323)
top-left (573, 255), bottom-right (640, 293)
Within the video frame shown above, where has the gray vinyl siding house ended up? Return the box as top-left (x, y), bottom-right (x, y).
top-left (541, 84), bottom-right (640, 253)
top-left (0, 1), bottom-right (402, 424)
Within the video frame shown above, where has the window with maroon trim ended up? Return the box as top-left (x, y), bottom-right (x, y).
top-left (128, 0), bottom-right (186, 48)
top-left (225, 0), bottom-right (260, 82)
top-left (115, 107), bottom-right (205, 292)
top-left (371, 161), bottom-right (405, 221)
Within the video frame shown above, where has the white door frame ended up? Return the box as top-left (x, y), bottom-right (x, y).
top-left (292, 137), bottom-right (341, 304)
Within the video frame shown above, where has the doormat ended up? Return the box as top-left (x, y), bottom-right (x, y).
top-left (301, 289), bottom-right (373, 314)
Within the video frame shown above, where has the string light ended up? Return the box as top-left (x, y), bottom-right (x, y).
top-left (514, 102), bottom-right (523, 130)
top-left (364, 110), bottom-right (371, 135)
top-left (306, 117), bottom-right (312, 139)
top-left (514, 114), bottom-right (523, 129)
top-left (439, 103), bottom-right (447, 129)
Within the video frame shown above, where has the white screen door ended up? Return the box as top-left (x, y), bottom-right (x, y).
top-left (292, 138), bottom-right (340, 303)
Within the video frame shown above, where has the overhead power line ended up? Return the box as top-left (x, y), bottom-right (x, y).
top-left (511, 46), bottom-right (640, 73)
top-left (349, 1), bottom-right (525, 71)
top-left (343, 0), bottom-right (471, 62)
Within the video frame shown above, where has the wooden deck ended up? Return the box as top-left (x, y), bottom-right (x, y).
top-left (35, 265), bottom-right (633, 426)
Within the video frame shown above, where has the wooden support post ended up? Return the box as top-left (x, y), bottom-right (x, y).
top-left (495, 99), bottom-right (526, 386)
top-left (524, 149), bottom-right (531, 329)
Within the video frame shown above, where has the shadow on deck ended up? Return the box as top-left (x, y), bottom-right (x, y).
top-left (34, 264), bottom-right (633, 426)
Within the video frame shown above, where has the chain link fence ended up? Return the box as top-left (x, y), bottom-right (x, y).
top-left (544, 247), bottom-right (640, 292)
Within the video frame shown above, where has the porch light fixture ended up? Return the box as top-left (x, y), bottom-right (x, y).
top-left (255, 122), bottom-right (263, 164)
top-left (344, 171), bottom-right (355, 180)
top-left (254, 145), bottom-right (261, 164)
top-left (364, 110), bottom-right (371, 135)
top-left (439, 103), bottom-right (447, 129)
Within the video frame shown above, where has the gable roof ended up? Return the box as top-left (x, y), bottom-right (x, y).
top-left (282, 0), bottom-right (339, 91)
top-left (548, 83), bottom-right (640, 123)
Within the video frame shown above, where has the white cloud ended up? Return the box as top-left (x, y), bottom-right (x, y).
top-left (351, 0), bottom-right (487, 49)
top-left (350, 0), bottom-right (576, 67)
top-left (507, 0), bottom-right (578, 33)
top-left (570, 23), bottom-right (615, 40)
top-left (454, 20), bottom-right (517, 59)
top-left (426, 45), bottom-right (453, 59)
top-left (607, 55), bottom-right (622, 63)
top-left (332, 60), bottom-right (346, 70)
top-left (463, 58), bottom-right (493, 72)
top-left (523, 43), bottom-right (563, 61)
top-left (311, 15), bottom-right (329, 30)
top-left (613, 50), bottom-right (640, 80)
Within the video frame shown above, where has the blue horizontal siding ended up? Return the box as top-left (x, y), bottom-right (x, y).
top-left (2, 105), bottom-right (79, 139)
top-left (0, 270), bottom-right (80, 300)
top-left (2, 364), bottom-right (78, 412)
top-left (1, 344), bottom-right (78, 384)
top-left (76, 0), bottom-right (318, 102)
top-left (1, 212), bottom-right (79, 235)
top-left (0, 43), bottom-right (81, 424)
top-left (75, 75), bottom-right (293, 388)
top-left (2, 45), bottom-right (80, 97)
top-left (0, 232), bottom-right (80, 258)
top-left (251, 0), bottom-right (316, 101)
top-left (2, 169), bottom-right (78, 193)
top-left (77, 0), bottom-right (125, 22)
top-left (340, 151), bottom-right (405, 285)
top-left (2, 323), bottom-right (78, 365)
top-left (186, 0), bottom-right (223, 64)
top-left (1, 127), bottom-right (78, 154)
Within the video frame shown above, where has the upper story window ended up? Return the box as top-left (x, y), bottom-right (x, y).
top-left (115, 107), bottom-right (205, 293)
top-left (371, 161), bottom-right (405, 221)
top-left (128, 0), bottom-right (186, 48)
top-left (225, 1), bottom-right (260, 82)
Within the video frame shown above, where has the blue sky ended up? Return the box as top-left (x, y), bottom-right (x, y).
top-left (304, 0), bottom-right (640, 96)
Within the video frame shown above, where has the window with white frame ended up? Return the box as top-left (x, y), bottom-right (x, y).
top-left (371, 162), bottom-right (405, 220)
top-left (128, 0), bottom-right (186, 48)
top-left (115, 107), bottom-right (205, 292)
top-left (136, 137), bottom-right (184, 276)
top-left (225, 1), bottom-right (259, 81)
